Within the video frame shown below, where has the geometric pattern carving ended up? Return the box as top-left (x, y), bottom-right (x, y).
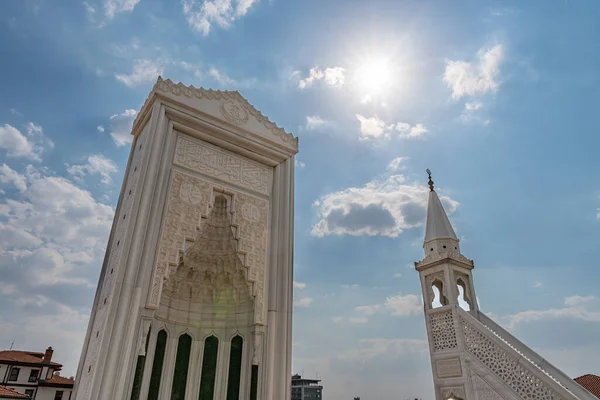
top-left (441, 386), bottom-right (466, 400)
top-left (174, 135), bottom-right (272, 195)
top-left (150, 170), bottom-right (269, 325)
top-left (156, 195), bottom-right (254, 326)
top-left (461, 317), bottom-right (563, 400)
top-left (431, 310), bottom-right (458, 352)
top-left (472, 374), bottom-right (508, 400)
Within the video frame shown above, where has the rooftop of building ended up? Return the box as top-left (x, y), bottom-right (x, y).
top-left (0, 349), bottom-right (61, 368)
top-left (0, 386), bottom-right (28, 399)
top-left (291, 374), bottom-right (322, 385)
top-left (575, 374), bottom-right (600, 399)
top-left (39, 373), bottom-right (75, 387)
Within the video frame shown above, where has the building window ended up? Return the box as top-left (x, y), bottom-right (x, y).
top-left (148, 330), bottom-right (167, 400)
top-left (8, 367), bottom-right (20, 381)
top-left (170, 334), bottom-right (192, 400)
top-left (54, 391), bottom-right (64, 400)
top-left (199, 335), bottom-right (219, 400)
top-left (226, 335), bottom-right (243, 400)
top-left (28, 369), bottom-right (39, 382)
top-left (25, 389), bottom-right (34, 398)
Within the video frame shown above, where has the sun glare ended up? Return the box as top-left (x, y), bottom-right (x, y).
top-left (356, 58), bottom-right (392, 95)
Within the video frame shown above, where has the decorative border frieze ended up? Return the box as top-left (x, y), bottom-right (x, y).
top-left (173, 135), bottom-right (272, 196)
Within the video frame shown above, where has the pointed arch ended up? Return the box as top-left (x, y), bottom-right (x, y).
top-left (199, 335), bottom-right (219, 400)
top-left (226, 335), bottom-right (244, 400)
top-left (171, 333), bottom-right (192, 400)
top-left (147, 329), bottom-right (168, 400)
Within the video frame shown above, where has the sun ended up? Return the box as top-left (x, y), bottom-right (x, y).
top-left (355, 58), bottom-right (392, 95)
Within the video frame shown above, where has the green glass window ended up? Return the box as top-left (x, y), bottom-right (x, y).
top-left (130, 328), bottom-right (151, 400)
top-left (148, 330), bottom-right (167, 400)
top-left (226, 336), bottom-right (243, 400)
top-left (171, 334), bottom-right (192, 400)
top-left (199, 336), bottom-right (219, 400)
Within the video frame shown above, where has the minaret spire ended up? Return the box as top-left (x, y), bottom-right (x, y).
top-left (423, 170), bottom-right (459, 255)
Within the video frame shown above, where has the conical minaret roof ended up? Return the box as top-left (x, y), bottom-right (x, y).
top-left (423, 169), bottom-right (458, 246)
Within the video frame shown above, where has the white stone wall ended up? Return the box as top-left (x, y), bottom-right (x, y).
top-left (75, 121), bottom-right (150, 399)
top-left (35, 387), bottom-right (74, 400)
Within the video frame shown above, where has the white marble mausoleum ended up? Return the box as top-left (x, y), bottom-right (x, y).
top-left (74, 78), bottom-right (298, 400)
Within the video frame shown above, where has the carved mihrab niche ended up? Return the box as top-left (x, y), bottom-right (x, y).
top-left (150, 169), bottom-right (269, 325)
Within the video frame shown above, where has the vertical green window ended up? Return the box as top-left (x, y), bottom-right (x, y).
top-left (199, 336), bottom-right (219, 400)
top-left (148, 330), bottom-right (167, 400)
top-left (129, 327), bottom-right (151, 400)
top-left (171, 334), bottom-right (192, 400)
top-left (226, 336), bottom-right (243, 400)
top-left (250, 365), bottom-right (258, 400)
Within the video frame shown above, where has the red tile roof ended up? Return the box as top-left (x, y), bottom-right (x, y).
top-left (575, 374), bottom-right (600, 399)
top-left (0, 386), bottom-right (28, 399)
top-left (0, 351), bottom-right (61, 367)
top-left (40, 374), bottom-right (75, 387)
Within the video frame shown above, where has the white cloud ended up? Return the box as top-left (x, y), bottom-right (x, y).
top-left (9, 108), bottom-right (23, 117)
top-left (297, 67), bottom-right (346, 89)
top-left (182, 0), bottom-right (259, 36)
top-left (393, 272), bottom-right (402, 279)
top-left (97, 125), bottom-right (105, 133)
top-left (387, 157), bottom-right (407, 172)
top-left (444, 44), bottom-right (504, 99)
top-left (293, 281), bottom-right (307, 289)
top-left (355, 305), bottom-right (380, 316)
top-left (67, 154), bottom-right (118, 184)
top-left (304, 115), bottom-right (329, 131)
top-left (504, 296), bottom-right (600, 328)
top-left (312, 174), bottom-right (458, 237)
top-left (208, 67), bottom-right (235, 85)
top-left (337, 338), bottom-right (427, 361)
top-left (564, 295), bottom-right (596, 307)
top-left (0, 123), bottom-right (52, 162)
top-left (294, 297), bottom-right (314, 308)
top-left (348, 317), bottom-right (369, 324)
top-left (115, 59), bottom-right (163, 87)
top-left (0, 164), bottom-right (27, 192)
top-left (384, 294), bottom-right (422, 316)
top-left (107, 109), bottom-right (137, 147)
top-left (104, 0), bottom-right (140, 18)
top-left (355, 115), bottom-right (428, 141)
top-left (461, 102), bottom-right (490, 125)
top-left (295, 160), bottom-right (306, 168)
top-left (533, 281), bottom-right (543, 288)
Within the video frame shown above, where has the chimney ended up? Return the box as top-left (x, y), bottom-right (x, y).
top-left (43, 347), bottom-right (54, 364)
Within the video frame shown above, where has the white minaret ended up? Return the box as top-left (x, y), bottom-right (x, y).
top-left (416, 170), bottom-right (596, 400)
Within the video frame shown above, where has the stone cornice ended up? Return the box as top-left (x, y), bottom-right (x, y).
top-left (133, 77), bottom-right (298, 151)
top-left (415, 251), bottom-right (475, 271)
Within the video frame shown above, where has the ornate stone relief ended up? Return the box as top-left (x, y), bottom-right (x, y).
top-left (220, 99), bottom-right (249, 126)
top-left (150, 171), bottom-right (269, 325)
top-left (430, 310), bottom-right (458, 352)
top-left (174, 135), bottom-right (272, 195)
top-left (461, 316), bottom-right (562, 400)
top-left (417, 251), bottom-right (474, 268)
top-left (441, 386), bottom-right (466, 400)
top-left (138, 77), bottom-right (297, 149)
top-left (472, 374), bottom-right (507, 400)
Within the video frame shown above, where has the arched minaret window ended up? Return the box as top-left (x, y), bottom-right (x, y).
top-left (171, 333), bottom-right (192, 400)
top-left (430, 278), bottom-right (448, 308)
top-left (226, 335), bottom-right (244, 400)
top-left (199, 335), bottom-right (219, 400)
top-left (148, 330), bottom-right (167, 400)
top-left (456, 277), bottom-right (473, 311)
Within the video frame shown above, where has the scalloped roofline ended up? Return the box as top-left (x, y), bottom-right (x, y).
top-left (132, 77), bottom-right (298, 150)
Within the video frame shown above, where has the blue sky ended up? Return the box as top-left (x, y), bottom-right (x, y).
top-left (1, 0), bottom-right (600, 398)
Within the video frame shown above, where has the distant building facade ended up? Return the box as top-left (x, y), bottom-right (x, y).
top-left (291, 374), bottom-right (323, 400)
top-left (0, 347), bottom-right (74, 399)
